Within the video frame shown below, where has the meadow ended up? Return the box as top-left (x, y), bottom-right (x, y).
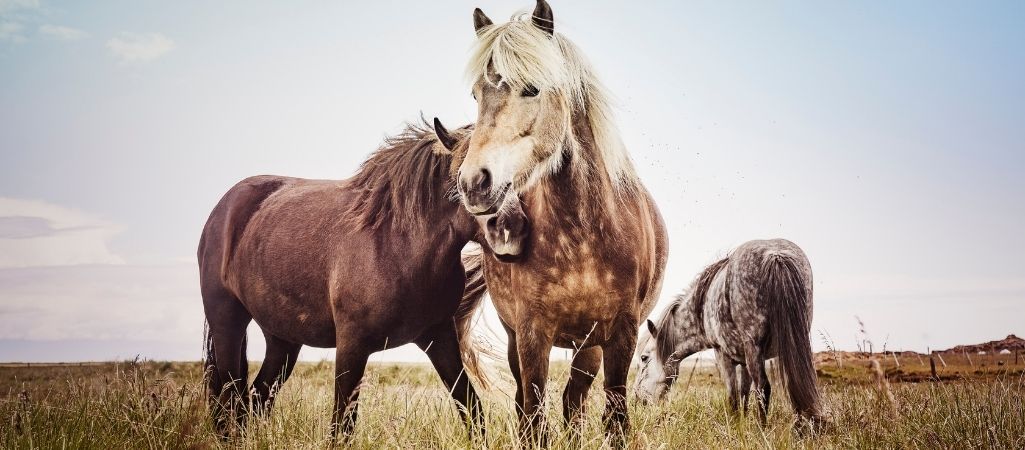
top-left (1, 354), bottom-right (1023, 449)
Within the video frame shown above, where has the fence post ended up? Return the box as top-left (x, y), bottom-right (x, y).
top-left (930, 356), bottom-right (938, 380)
top-left (892, 352), bottom-right (900, 368)
top-left (964, 350), bottom-right (973, 367)
top-left (937, 352), bottom-right (947, 367)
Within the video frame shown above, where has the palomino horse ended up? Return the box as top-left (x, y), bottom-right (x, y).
top-left (198, 123), bottom-right (487, 437)
top-left (634, 239), bottom-right (822, 426)
top-left (447, 0), bottom-right (669, 441)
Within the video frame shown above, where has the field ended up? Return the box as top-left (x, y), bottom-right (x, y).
top-left (1, 354), bottom-right (1023, 449)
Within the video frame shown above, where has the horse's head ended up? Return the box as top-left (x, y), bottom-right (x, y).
top-left (480, 193), bottom-right (530, 262)
top-left (435, 118), bottom-right (530, 261)
top-left (456, 0), bottom-right (578, 215)
top-left (633, 319), bottom-right (678, 405)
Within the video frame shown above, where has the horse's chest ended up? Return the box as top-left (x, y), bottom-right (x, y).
top-left (485, 250), bottom-right (636, 343)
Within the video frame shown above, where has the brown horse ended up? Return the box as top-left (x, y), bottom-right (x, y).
top-left (197, 123), bottom-right (486, 438)
top-left (446, 0), bottom-right (669, 443)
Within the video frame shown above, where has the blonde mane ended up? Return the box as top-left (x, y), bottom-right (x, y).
top-left (467, 14), bottom-right (638, 190)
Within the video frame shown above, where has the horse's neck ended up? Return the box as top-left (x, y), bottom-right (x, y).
top-left (385, 181), bottom-right (477, 260)
top-left (424, 187), bottom-right (478, 248)
top-left (674, 295), bottom-right (711, 354)
top-left (531, 112), bottom-right (620, 227)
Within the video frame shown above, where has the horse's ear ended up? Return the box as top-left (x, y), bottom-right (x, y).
top-left (433, 117), bottom-right (458, 152)
top-left (531, 0), bottom-right (554, 35)
top-left (473, 8), bottom-right (493, 35)
top-left (646, 319), bottom-right (657, 336)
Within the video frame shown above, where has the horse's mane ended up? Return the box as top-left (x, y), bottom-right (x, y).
top-left (655, 256), bottom-right (730, 362)
top-left (467, 14), bottom-right (637, 189)
top-left (347, 121), bottom-right (454, 231)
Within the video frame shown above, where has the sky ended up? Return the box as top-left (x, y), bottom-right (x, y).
top-left (1, 1), bottom-right (1023, 363)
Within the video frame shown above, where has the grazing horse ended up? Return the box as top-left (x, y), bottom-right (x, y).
top-left (198, 123), bottom-right (486, 437)
top-left (634, 239), bottom-right (822, 426)
top-left (447, 0), bottom-right (669, 442)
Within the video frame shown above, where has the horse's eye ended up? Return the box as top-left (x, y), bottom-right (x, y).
top-left (640, 355), bottom-right (649, 363)
top-left (521, 85), bottom-right (540, 97)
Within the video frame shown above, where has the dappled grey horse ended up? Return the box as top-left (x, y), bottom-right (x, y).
top-left (635, 239), bottom-right (823, 425)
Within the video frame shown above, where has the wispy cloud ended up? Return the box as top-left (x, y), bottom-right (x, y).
top-left (39, 24), bottom-right (87, 40)
top-left (106, 32), bottom-right (174, 63)
top-left (0, 264), bottom-right (199, 343)
top-left (0, 0), bottom-right (39, 15)
top-left (0, 20), bottom-right (24, 42)
top-left (0, 198), bottom-right (124, 268)
top-left (0, 0), bottom-right (38, 42)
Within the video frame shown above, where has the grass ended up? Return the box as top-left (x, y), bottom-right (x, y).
top-left (1, 356), bottom-right (1023, 449)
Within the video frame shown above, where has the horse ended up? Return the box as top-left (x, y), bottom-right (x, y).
top-left (443, 0), bottom-right (669, 442)
top-left (633, 239), bottom-right (823, 426)
top-left (197, 122), bottom-right (487, 438)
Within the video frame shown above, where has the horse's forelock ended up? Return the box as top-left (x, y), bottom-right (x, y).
top-left (466, 16), bottom-right (638, 190)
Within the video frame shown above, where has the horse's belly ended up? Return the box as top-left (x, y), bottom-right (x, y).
top-left (240, 289), bottom-right (338, 347)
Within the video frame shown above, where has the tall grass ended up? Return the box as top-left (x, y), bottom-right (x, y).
top-left (1, 360), bottom-right (1023, 449)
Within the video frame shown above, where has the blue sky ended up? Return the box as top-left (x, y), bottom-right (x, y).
top-left (1, 1), bottom-right (1023, 362)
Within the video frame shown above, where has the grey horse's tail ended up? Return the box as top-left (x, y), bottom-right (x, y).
top-left (763, 254), bottom-right (820, 419)
top-left (454, 249), bottom-right (490, 389)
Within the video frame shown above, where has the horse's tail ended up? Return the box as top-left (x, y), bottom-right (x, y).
top-left (762, 254), bottom-right (821, 419)
top-left (202, 320), bottom-right (220, 403)
top-left (455, 249), bottom-right (490, 389)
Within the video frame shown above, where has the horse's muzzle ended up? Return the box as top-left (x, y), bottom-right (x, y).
top-left (479, 195), bottom-right (529, 262)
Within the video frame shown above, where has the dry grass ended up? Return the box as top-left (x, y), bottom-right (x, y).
top-left (1, 357), bottom-right (1023, 449)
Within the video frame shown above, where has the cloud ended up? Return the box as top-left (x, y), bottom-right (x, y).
top-left (0, 264), bottom-right (200, 343)
top-left (0, 0), bottom-right (39, 14)
top-left (0, 0), bottom-right (38, 43)
top-left (0, 198), bottom-right (124, 268)
top-left (106, 32), bottom-right (174, 63)
top-left (0, 20), bottom-right (24, 42)
top-left (39, 24), bottom-right (88, 41)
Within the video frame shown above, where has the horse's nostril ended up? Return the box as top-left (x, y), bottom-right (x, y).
top-left (477, 169), bottom-right (492, 191)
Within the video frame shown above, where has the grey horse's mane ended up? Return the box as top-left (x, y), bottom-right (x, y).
top-left (655, 256), bottom-right (730, 362)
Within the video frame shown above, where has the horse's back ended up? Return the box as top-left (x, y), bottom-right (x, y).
top-left (733, 239), bottom-right (812, 291)
top-left (635, 186), bottom-right (669, 321)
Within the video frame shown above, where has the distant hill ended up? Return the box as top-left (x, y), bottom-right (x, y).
top-left (940, 334), bottom-right (1025, 354)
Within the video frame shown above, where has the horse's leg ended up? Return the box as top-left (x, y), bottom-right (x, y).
top-left (416, 322), bottom-right (484, 435)
top-left (562, 346), bottom-right (602, 430)
top-left (250, 332), bottom-right (302, 416)
top-left (744, 348), bottom-right (771, 425)
top-left (515, 321), bottom-right (555, 443)
top-left (716, 351), bottom-right (740, 414)
top-left (503, 324), bottom-right (525, 421)
top-left (331, 342), bottom-right (369, 440)
top-left (737, 363), bottom-right (752, 414)
top-left (204, 293), bottom-right (252, 435)
top-left (601, 321), bottom-right (638, 445)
